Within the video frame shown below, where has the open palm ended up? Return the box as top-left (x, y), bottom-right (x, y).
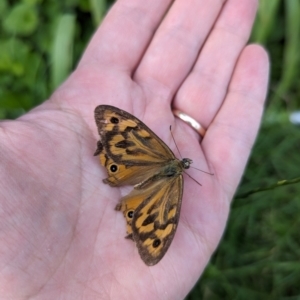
top-left (0, 0), bottom-right (268, 299)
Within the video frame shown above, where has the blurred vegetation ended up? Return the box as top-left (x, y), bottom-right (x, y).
top-left (0, 0), bottom-right (300, 299)
top-left (0, 0), bottom-right (111, 119)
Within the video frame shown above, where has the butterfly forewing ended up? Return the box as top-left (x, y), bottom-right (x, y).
top-left (95, 105), bottom-right (175, 162)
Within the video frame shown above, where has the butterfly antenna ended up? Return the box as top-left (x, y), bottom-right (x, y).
top-left (169, 125), bottom-right (183, 158)
top-left (190, 166), bottom-right (214, 175)
top-left (183, 171), bottom-right (202, 186)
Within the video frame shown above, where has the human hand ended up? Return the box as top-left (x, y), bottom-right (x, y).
top-left (0, 0), bottom-right (268, 298)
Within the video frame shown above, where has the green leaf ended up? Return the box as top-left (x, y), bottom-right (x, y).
top-left (0, 39), bottom-right (31, 76)
top-left (3, 3), bottom-right (39, 36)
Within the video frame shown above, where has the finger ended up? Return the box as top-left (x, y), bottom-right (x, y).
top-left (204, 45), bottom-right (269, 198)
top-left (78, 0), bottom-right (173, 71)
top-left (134, 0), bottom-right (225, 105)
top-left (174, 0), bottom-right (258, 127)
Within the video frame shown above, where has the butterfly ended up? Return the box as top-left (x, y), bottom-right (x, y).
top-left (94, 105), bottom-right (192, 266)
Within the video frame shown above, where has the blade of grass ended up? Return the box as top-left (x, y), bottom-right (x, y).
top-left (235, 177), bottom-right (300, 199)
top-left (89, 0), bottom-right (106, 26)
top-left (272, 0), bottom-right (300, 103)
top-left (51, 14), bottom-right (76, 90)
top-left (251, 0), bottom-right (281, 44)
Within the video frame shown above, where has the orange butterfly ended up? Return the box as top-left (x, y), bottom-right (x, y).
top-left (94, 105), bottom-right (192, 265)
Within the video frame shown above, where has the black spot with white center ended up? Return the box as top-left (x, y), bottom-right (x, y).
top-left (110, 117), bottom-right (119, 124)
top-left (110, 164), bottom-right (118, 172)
top-left (127, 211), bottom-right (133, 218)
top-left (153, 239), bottom-right (161, 248)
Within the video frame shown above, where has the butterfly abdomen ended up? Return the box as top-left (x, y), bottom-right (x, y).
top-left (134, 159), bottom-right (184, 190)
top-left (163, 160), bottom-right (185, 177)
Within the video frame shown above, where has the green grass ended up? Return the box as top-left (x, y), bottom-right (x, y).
top-left (1, 1), bottom-right (300, 299)
top-left (188, 123), bottom-right (300, 299)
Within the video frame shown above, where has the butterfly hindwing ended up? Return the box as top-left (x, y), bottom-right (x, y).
top-left (134, 176), bottom-right (183, 265)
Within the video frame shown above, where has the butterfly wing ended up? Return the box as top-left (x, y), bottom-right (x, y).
top-left (94, 105), bottom-right (176, 186)
top-left (117, 175), bottom-right (183, 266)
top-left (95, 105), bottom-right (185, 265)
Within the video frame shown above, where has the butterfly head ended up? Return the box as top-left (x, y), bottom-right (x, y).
top-left (181, 158), bottom-right (192, 170)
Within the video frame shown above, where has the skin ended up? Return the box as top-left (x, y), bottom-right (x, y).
top-left (0, 0), bottom-right (269, 299)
